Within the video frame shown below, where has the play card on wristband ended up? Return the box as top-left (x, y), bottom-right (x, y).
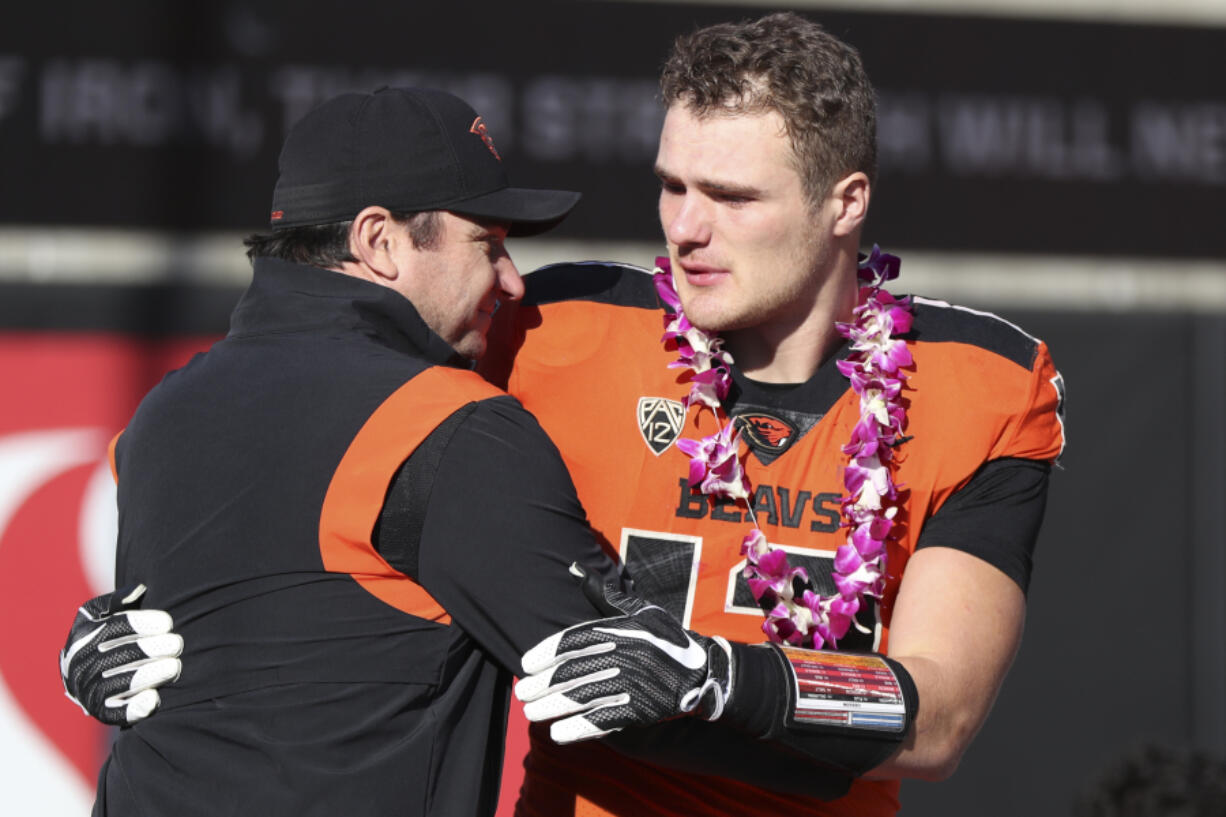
top-left (778, 647), bottom-right (908, 734)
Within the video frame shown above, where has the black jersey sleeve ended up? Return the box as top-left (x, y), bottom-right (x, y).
top-left (388, 394), bottom-right (621, 675)
top-left (914, 457), bottom-right (1051, 595)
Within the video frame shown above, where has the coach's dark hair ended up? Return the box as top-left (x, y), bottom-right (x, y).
top-left (660, 12), bottom-right (877, 206)
top-left (244, 210), bottom-right (443, 266)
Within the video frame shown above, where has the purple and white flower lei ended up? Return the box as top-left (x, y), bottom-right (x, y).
top-left (654, 246), bottom-right (911, 649)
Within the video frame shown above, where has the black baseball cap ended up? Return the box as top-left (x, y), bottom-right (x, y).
top-left (269, 87), bottom-right (580, 237)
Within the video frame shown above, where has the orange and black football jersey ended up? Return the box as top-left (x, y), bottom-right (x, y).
top-left (502, 261), bottom-right (1065, 817)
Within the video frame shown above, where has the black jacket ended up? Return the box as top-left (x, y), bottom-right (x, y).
top-left (97, 259), bottom-right (613, 817)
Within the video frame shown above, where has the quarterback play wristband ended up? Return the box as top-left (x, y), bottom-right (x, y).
top-left (777, 646), bottom-right (909, 733)
top-left (724, 642), bottom-right (919, 777)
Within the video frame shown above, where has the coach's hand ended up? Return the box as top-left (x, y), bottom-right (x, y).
top-left (60, 584), bottom-right (182, 726)
top-left (515, 564), bottom-right (734, 744)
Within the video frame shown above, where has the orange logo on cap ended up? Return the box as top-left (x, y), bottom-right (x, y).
top-left (469, 117), bottom-right (502, 161)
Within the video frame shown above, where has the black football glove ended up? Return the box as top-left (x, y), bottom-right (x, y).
top-left (515, 563), bottom-right (733, 744)
top-left (59, 584), bottom-right (182, 726)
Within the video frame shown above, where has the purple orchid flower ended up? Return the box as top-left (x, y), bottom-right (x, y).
top-left (858, 245), bottom-right (901, 285)
top-left (653, 257), bottom-right (681, 311)
top-left (676, 422), bottom-right (749, 502)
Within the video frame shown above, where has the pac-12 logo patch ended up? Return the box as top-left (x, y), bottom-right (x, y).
top-left (637, 397), bottom-right (686, 455)
top-left (735, 412), bottom-right (797, 454)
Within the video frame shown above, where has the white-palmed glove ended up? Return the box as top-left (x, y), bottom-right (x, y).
top-left (59, 584), bottom-right (183, 726)
top-left (515, 564), bottom-right (733, 744)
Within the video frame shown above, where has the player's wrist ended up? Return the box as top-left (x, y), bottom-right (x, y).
top-left (721, 641), bottom-right (791, 737)
top-left (732, 644), bottom-right (921, 733)
top-left (721, 643), bottom-right (922, 777)
top-left (685, 634), bottom-right (734, 721)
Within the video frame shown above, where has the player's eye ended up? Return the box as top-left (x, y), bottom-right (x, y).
top-left (712, 191), bottom-right (753, 205)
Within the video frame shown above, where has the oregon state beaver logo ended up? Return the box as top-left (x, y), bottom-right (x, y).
top-left (735, 412), bottom-right (798, 456)
top-left (469, 117), bottom-right (502, 161)
top-left (730, 405), bottom-right (823, 465)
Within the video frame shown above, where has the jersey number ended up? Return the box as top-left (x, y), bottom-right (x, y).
top-left (618, 528), bottom-right (880, 652)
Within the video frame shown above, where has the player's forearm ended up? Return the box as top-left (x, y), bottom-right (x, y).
top-left (866, 549), bottom-right (1028, 781)
top-left (718, 640), bottom-right (1003, 784)
top-left (860, 654), bottom-right (976, 781)
top-left (718, 642), bottom-right (920, 778)
top-left (602, 642), bottom-right (916, 792)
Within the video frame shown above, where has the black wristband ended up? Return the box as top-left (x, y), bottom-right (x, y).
top-left (723, 642), bottom-right (792, 737)
top-left (724, 643), bottom-right (920, 777)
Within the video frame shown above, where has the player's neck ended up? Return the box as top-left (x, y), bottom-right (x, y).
top-left (725, 258), bottom-right (859, 384)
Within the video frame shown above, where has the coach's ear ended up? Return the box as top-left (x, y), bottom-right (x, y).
top-left (348, 206), bottom-right (401, 282)
top-left (829, 171), bottom-right (870, 238)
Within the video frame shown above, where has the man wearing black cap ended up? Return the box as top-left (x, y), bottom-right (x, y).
top-left (79, 86), bottom-right (622, 817)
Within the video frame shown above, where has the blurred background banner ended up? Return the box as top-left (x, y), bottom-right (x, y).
top-left (1, 2), bottom-right (1223, 815)
top-left (2, 0), bottom-right (1224, 254)
top-left (0, 325), bottom-right (213, 813)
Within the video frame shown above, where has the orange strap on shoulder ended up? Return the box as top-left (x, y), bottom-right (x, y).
top-left (107, 430), bottom-right (123, 484)
top-left (318, 367), bottom-right (504, 623)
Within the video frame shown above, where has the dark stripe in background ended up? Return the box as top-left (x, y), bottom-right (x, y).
top-left (1, 1), bottom-right (1223, 257)
top-left (0, 282), bottom-right (241, 336)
